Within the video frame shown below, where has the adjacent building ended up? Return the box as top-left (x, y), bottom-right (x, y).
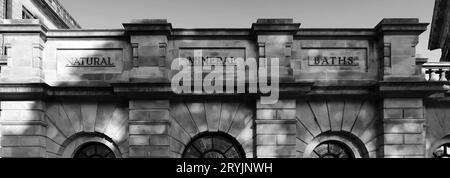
top-left (429, 0), bottom-right (450, 61)
top-left (0, 0), bottom-right (449, 158)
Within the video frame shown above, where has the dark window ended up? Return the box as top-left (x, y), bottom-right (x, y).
top-left (311, 141), bottom-right (354, 158)
top-left (433, 144), bottom-right (450, 158)
top-left (22, 7), bottom-right (35, 19)
top-left (74, 142), bottom-right (115, 158)
top-left (182, 133), bottom-right (245, 158)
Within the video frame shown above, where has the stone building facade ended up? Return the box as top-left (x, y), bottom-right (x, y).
top-left (1, 1), bottom-right (450, 159)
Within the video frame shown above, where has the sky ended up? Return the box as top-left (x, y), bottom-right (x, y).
top-left (59, 0), bottom-right (441, 61)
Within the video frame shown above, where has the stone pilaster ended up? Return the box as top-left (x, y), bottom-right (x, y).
top-left (0, 101), bottom-right (47, 158)
top-left (0, 19), bottom-right (46, 83)
top-left (252, 19), bottom-right (300, 83)
top-left (377, 19), bottom-right (430, 158)
top-left (124, 19), bottom-right (171, 83)
top-left (256, 99), bottom-right (296, 158)
top-left (382, 98), bottom-right (426, 158)
top-left (375, 18), bottom-right (428, 81)
top-left (129, 100), bottom-right (171, 158)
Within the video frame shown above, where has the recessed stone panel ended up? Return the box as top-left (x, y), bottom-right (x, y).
top-left (57, 49), bottom-right (124, 75)
top-left (178, 48), bottom-right (246, 67)
top-left (300, 48), bottom-right (367, 72)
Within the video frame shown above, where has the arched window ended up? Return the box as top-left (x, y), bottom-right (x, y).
top-left (74, 142), bottom-right (116, 158)
top-left (311, 141), bottom-right (354, 158)
top-left (182, 133), bottom-right (245, 158)
top-left (304, 131), bottom-right (369, 158)
top-left (433, 144), bottom-right (450, 158)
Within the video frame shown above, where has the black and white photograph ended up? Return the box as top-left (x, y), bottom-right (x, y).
top-left (0, 0), bottom-right (448, 177)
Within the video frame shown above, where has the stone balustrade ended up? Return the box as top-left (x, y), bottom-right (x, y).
top-left (422, 62), bottom-right (450, 82)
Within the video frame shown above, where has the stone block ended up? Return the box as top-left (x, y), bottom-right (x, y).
top-left (276, 135), bottom-right (296, 146)
top-left (130, 67), bottom-right (169, 82)
top-left (257, 146), bottom-right (296, 157)
top-left (205, 102), bottom-right (222, 131)
top-left (129, 124), bottom-right (168, 135)
top-left (309, 101), bottom-right (331, 132)
top-left (257, 100), bottom-right (295, 109)
top-left (0, 110), bottom-right (45, 122)
top-left (342, 101), bottom-right (363, 132)
top-left (129, 136), bottom-right (150, 146)
top-left (1, 136), bottom-right (46, 147)
top-left (403, 108), bottom-right (423, 119)
top-left (256, 123), bottom-right (296, 135)
top-left (130, 135), bottom-right (169, 146)
top-left (327, 101), bottom-right (345, 131)
top-left (368, 151), bottom-right (378, 158)
top-left (1, 101), bottom-right (45, 110)
top-left (366, 138), bottom-right (381, 152)
top-left (81, 103), bottom-right (98, 133)
top-left (384, 134), bottom-right (403, 145)
top-left (404, 155), bottom-right (425, 158)
top-left (95, 104), bottom-right (116, 133)
top-left (296, 139), bottom-right (307, 153)
top-left (296, 122), bottom-right (314, 143)
top-left (257, 109), bottom-right (276, 120)
top-left (277, 109), bottom-right (296, 120)
top-left (383, 109), bottom-right (403, 119)
top-left (383, 98), bottom-right (422, 109)
top-left (46, 139), bottom-right (62, 156)
top-left (246, 152), bottom-right (255, 158)
top-left (234, 122), bottom-right (254, 144)
top-left (129, 146), bottom-right (170, 157)
top-left (149, 135), bottom-right (170, 146)
top-left (384, 145), bottom-right (425, 156)
top-left (242, 139), bottom-right (254, 153)
top-left (130, 100), bottom-right (170, 110)
top-left (257, 135), bottom-right (277, 146)
top-left (1, 147), bottom-right (44, 158)
top-left (169, 121), bottom-right (191, 145)
top-left (384, 155), bottom-right (404, 158)
top-left (218, 104), bottom-right (241, 133)
top-left (130, 110), bottom-right (169, 121)
top-left (0, 125), bottom-right (46, 136)
top-left (170, 138), bottom-right (185, 154)
top-left (186, 103), bottom-right (208, 133)
top-left (404, 134), bottom-right (424, 145)
top-left (297, 101), bottom-right (322, 137)
top-left (384, 121), bottom-right (423, 134)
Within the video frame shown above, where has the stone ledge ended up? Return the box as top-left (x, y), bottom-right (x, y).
top-left (128, 121), bottom-right (171, 125)
top-left (0, 120), bottom-right (48, 127)
top-left (256, 120), bottom-right (297, 125)
top-left (375, 18), bottom-right (429, 36)
top-left (252, 18), bottom-right (301, 35)
top-left (379, 81), bottom-right (447, 97)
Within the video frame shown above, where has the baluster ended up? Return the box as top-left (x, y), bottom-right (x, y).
top-left (442, 69), bottom-right (449, 81)
top-left (438, 69), bottom-right (446, 81)
top-left (425, 68), bottom-right (432, 81)
top-left (431, 69), bottom-right (440, 81)
top-left (445, 69), bottom-right (450, 82)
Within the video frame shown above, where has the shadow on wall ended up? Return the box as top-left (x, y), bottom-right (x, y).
top-left (168, 99), bottom-right (256, 158)
top-left (0, 40), bottom-right (131, 158)
top-left (425, 101), bottom-right (450, 158)
top-left (0, 91), bottom-right (130, 158)
top-left (295, 99), bottom-right (382, 158)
